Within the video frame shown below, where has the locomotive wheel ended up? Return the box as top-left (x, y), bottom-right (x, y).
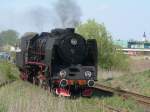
top-left (27, 74), bottom-right (34, 83)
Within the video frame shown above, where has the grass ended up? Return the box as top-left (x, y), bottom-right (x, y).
top-left (98, 70), bottom-right (150, 96)
top-left (0, 61), bottom-right (147, 112)
top-left (0, 81), bottom-right (145, 112)
top-left (0, 61), bottom-right (19, 82)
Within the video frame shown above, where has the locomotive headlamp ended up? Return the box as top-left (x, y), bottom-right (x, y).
top-left (71, 38), bottom-right (77, 45)
top-left (87, 80), bottom-right (95, 87)
top-left (85, 71), bottom-right (92, 77)
top-left (60, 70), bottom-right (67, 78)
top-left (60, 79), bottom-right (68, 87)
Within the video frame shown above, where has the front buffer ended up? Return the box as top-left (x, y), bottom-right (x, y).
top-left (53, 79), bottom-right (95, 97)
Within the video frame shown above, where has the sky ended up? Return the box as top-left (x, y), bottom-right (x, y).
top-left (0, 0), bottom-right (150, 40)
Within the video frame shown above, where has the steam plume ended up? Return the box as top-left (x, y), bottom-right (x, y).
top-left (54, 0), bottom-right (82, 28)
top-left (28, 6), bottom-right (52, 32)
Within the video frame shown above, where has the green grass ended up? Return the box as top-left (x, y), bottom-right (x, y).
top-left (99, 70), bottom-right (150, 96)
top-left (0, 61), bottom-right (19, 82)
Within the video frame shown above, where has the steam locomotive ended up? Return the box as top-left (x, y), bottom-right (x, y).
top-left (16, 28), bottom-right (98, 96)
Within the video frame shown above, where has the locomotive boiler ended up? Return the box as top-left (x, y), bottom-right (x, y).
top-left (16, 28), bottom-right (98, 96)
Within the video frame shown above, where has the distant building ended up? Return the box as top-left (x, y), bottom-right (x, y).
top-left (128, 41), bottom-right (150, 49)
top-left (114, 33), bottom-right (150, 56)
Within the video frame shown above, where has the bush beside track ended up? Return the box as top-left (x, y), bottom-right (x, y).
top-left (0, 61), bottom-right (19, 82)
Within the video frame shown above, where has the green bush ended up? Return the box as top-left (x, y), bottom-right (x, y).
top-left (0, 61), bottom-right (19, 80)
top-left (76, 19), bottom-right (129, 70)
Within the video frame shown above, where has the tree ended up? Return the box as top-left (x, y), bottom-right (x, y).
top-left (0, 30), bottom-right (19, 46)
top-left (76, 19), bottom-right (128, 70)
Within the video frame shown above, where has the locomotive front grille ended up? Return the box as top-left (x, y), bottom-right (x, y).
top-left (53, 66), bottom-right (96, 80)
top-left (69, 68), bottom-right (80, 72)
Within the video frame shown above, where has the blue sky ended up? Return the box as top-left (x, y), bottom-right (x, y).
top-left (0, 0), bottom-right (150, 40)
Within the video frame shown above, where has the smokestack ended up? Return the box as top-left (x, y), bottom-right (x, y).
top-left (54, 0), bottom-right (82, 28)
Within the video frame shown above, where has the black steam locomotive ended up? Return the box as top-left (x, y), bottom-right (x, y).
top-left (16, 28), bottom-right (98, 96)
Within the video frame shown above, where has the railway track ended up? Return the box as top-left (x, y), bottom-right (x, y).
top-left (94, 83), bottom-right (150, 108)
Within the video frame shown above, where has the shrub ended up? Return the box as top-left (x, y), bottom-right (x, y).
top-left (0, 61), bottom-right (19, 80)
top-left (76, 19), bottom-right (129, 70)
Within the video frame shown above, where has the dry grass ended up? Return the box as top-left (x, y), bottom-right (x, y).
top-left (98, 57), bottom-right (150, 96)
top-left (98, 56), bottom-right (150, 80)
top-left (129, 57), bottom-right (150, 73)
top-left (99, 70), bottom-right (150, 96)
top-left (0, 58), bottom-right (148, 112)
top-left (0, 80), bottom-right (144, 112)
top-left (98, 68), bottom-right (127, 80)
top-left (0, 81), bottom-right (101, 112)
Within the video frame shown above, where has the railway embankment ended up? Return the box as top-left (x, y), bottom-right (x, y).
top-left (98, 70), bottom-right (150, 96)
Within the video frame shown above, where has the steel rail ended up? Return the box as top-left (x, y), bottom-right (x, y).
top-left (94, 83), bottom-right (150, 107)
